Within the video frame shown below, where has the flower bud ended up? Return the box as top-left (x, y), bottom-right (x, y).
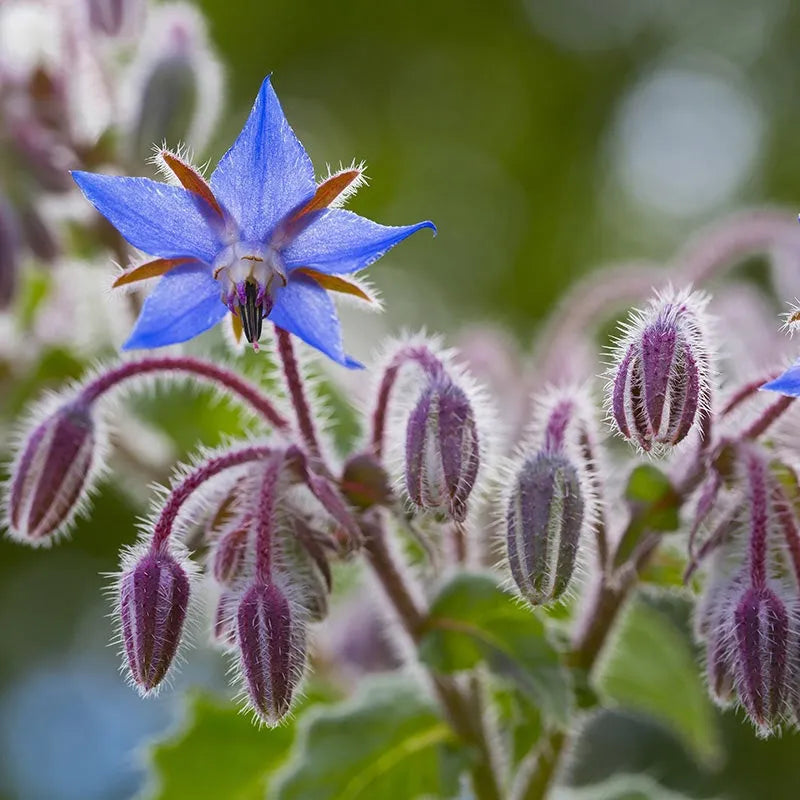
top-left (505, 451), bottom-right (585, 605)
top-left (87, 0), bottom-right (143, 37)
top-left (237, 582), bottom-right (306, 725)
top-left (118, 549), bottom-right (190, 693)
top-left (405, 376), bottom-right (480, 521)
top-left (6, 399), bottom-right (100, 544)
top-left (733, 585), bottom-right (789, 734)
top-left (212, 522), bottom-right (251, 587)
top-left (211, 590), bottom-right (238, 649)
top-left (341, 452), bottom-right (394, 510)
top-left (609, 288), bottom-right (711, 452)
top-left (277, 521), bottom-right (332, 623)
top-left (0, 195), bottom-right (20, 308)
top-left (128, 5), bottom-right (221, 160)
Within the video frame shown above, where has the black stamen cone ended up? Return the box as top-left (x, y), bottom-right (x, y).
top-left (239, 282), bottom-right (264, 343)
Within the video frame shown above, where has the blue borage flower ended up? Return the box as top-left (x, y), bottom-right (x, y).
top-left (72, 77), bottom-right (435, 367)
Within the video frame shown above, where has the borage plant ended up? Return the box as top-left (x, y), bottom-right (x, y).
top-left (6, 71), bottom-right (800, 800)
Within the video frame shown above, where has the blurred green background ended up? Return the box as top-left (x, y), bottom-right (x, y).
top-left (3, 0), bottom-right (800, 798)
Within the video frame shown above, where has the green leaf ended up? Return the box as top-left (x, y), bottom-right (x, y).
top-left (615, 465), bottom-right (681, 567)
top-left (146, 692), bottom-right (316, 800)
top-left (275, 675), bottom-right (465, 800)
top-left (418, 572), bottom-right (571, 722)
top-left (595, 597), bottom-right (721, 765)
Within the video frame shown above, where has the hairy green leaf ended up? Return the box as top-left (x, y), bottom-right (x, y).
top-left (596, 597), bottom-right (721, 765)
top-left (275, 675), bottom-right (465, 800)
top-left (418, 572), bottom-right (571, 721)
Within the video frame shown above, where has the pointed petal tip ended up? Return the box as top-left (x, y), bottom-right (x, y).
top-left (761, 368), bottom-right (800, 396)
top-left (344, 356), bottom-right (365, 370)
top-left (420, 220), bottom-right (437, 237)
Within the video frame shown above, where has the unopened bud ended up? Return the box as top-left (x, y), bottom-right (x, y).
top-left (6, 399), bottom-right (100, 544)
top-left (405, 376), bottom-right (480, 521)
top-left (341, 452), bottom-right (393, 510)
top-left (733, 585), bottom-right (789, 734)
top-left (609, 288), bottom-right (711, 452)
top-left (237, 582), bottom-right (306, 725)
top-left (212, 521), bottom-right (251, 586)
top-left (211, 590), bottom-right (238, 649)
top-left (277, 521), bottom-right (332, 623)
top-left (118, 549), bottom-right (190, 693)
top-left (0, 196), bottom-right (20, 308)
top-left (87, 0), bottom-right (143, 37)
top-left (505, 451), bottom-right (585, 605)
top-left (128, 5), bottom-right (221, 159)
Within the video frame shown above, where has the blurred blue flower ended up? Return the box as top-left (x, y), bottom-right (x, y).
top-left (762, 365), bottom-right (800, 396)
top-left (72, 76), bottom-right (435, 365)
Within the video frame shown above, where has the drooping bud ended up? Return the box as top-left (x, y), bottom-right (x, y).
top-left (118, 548), bottom-right (191, 694)
top-left (405, 376), bottom-right (480, 521)
top-left (6, 399), bottom-right (101, 544)
top-left (608, 288), bottom-right (712, 452)
top-left (341, 451), bottom-right (394, 510)
top-left (87, 0), bottom-right (144, 37)
top-left (211, 521), bottom-right (251, 587)
top-left (276, 519), bottom-right (333, 623)
top-left (732, 585), bottom-right (789, 734)
top-left (505, 451), bottom-right (585, 605)
top-left (0, 195), bottom-right (20, 308)
top-left (128, 4), bottom-right (221, 160)
top-left (211, 590), bottom-right (238, 649)
top-left (236, 581), bottom-right (306, 725)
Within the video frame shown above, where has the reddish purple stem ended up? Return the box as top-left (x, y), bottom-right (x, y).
top-left (150, 445), bottom-right (277, 552)
top-left (79, 356), bottom-right (290, 430)
top-left (274, 326), bottom-right (323, 463)
top-left (370, 345), bottom-right (444, 458)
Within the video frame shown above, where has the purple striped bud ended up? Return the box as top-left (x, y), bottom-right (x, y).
top-left (696, 572), bottom-right (741, 707)
top-left (6, 400), bottom-right (100, 544)
top-left (118, 549), bottom-right (190, 694)
top-left (87, 0), bottom-right (143, 37)
top-left (277, 521), bottom-right (333, 623)
top-left (733, 586), bottom-right (789, 734)
top-left (237, 582), bottom-right (306, 725)
top-left (608, 288), bottom-right (711, 452)
top-left (211, 590), bottom-right (239, 649)
top-left (405, 376), bottom-right (480, 522)
top-left (212, 522), bottom-right (251, 586)
top-left (506, 451), bottom-right (585, 605)
top-left (0, 195), bottom-right (20, 308)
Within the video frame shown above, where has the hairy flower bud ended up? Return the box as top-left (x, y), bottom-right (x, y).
top-left (341, 452), bottom-right (394, 510)
top-left (6, 399), bottom-right (100, 544)
top-left (277, 521), bottom-right (332, 623)
top-left (506, 451), bottom-right (585, 605)
top-left (128, 5), bottom-right (221, 159)
top-left (405, 376), bottom-right (480, 521)
top-left (87, 0), bottom-right (143, 37)
top-left (0, 196), bottom-right (20, 308)
top-left (608, 288), bottom-right (711, 452)
top-left (733, 585), bottom-right (789, 734)
top-left (237, 582), bottom-right (306, 725)
top-left (212, 522), bottom-right (251, 586)
top-left (211, 590), bottom-right (238, 649)
top-left (118, 549), bottom-right (190, 693)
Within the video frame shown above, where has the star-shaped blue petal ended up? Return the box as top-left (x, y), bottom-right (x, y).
top-left (72, 76), bottom-right (435, 366)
